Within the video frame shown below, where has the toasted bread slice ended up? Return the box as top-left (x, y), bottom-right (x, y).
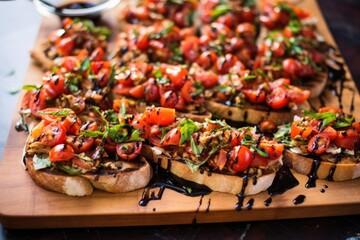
top-left (24, 120), bottom-right (152, 196)
top-left (283, 150), bottom-right (360, 181)
top-left (30, 46), bottom-right (55, 71)
top-left (25, 154), bottom-right (152, 196)
top-left (205, 100), bottom-right (310, 126)
top-left (25, 156), bottom-right (94, 196)
top-left (142, 145), bottom-right (278, 196)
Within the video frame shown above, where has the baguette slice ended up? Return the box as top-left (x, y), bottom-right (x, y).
top-left (25, 155), bottom-right (152, 196)
top-left (205, 100), bottom-right (310, 126)
top-left (142, 145), bottom-right (277, 196)
top-left (25, 156), bottom-right (94, 196)
top-left (283, 150), bottom-right (360, 181)
top-left (24, 121), bottom-right (152, 196)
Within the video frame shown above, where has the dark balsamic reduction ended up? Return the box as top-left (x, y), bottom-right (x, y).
top-left (235, 170), bottom-right (249, 211)
top-left (15, 118), bottom-right (28, 132)
top-left (192, 195), bottom-right (204, 225)
top-left (293, 195), bottom-right (306, 205)
top-left (264, 197), bottom-right (272, 207)
top-left (206, 198), bottom-right (211, 213)
top-left (305, 159), bottom-right (321, 188)
top-left (139, 160), bottom-right (211, 207)
top-left (320, 188), bottom-right (325, 193)
top-left (268, 165), bottom-right (299, 196)
top-left (246, 198), bottom-right (254, 210)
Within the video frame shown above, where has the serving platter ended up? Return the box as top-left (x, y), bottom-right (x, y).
top-left (1, 0), bottom-right (360, 229)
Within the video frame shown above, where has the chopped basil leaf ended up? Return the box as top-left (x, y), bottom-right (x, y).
top-left (108, 125), bottom-right (129, 143)
top-left (129, 129), bottom-right (145, 142)
top-left (74, 154), bottom-right (93, 162)
top-left (214, 85), bottom-right (232, 93)
top-left (178, 118), bottom-right (200, 145)
top-left (275, 3), bottom-right (296, 18)
top-left (22, 84), bottom-right (41, 91)
top-left (334, 116), bottom-right (355, 129)
top-left (244, 74), bottom-right (257, 81)
top-left (242, 0), bottom-right (255, 8)
top-left (55, 163), bottom-right (82, 175)
top-left (274, 123), bottom-right (292, 146)
top-left (288, 19), bottom-right (302, 34)
top-left (37, 109), bottom-right (71, 117)
top-left (211, 4), bottom-right (232, 19)
top-left (132, 28), bottom-right (139, 38)
top-left (304, 110), bottom-right (336, 129)
top-left (250, 146), bottom-right (269, 158)
top-left (190, 137), bottom-right (203, 157)
top-left (241, 134), bottom-right (256, 146)
top-left (80, 130), bottom-right (105, 138)
top-left (79, 57), bottom-right (91, 72)
top-left (154, 69), bottom-right (163, 79)
top-left (33, 155), bottom-right (51, 170)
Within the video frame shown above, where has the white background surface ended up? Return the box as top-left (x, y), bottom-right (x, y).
top-left (0, 1), bottom-right (41, 157)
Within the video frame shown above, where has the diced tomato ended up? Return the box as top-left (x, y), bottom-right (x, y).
top-left (131, 114), bottom-right (151, 138)
top-left (89, 47), bottom-right (105, 61)
top-left (268, 78), bottom-right (291, 90)
top-left (145, 78), bottom-right (160, 102)
top-left (161, 128), bottom-right (181, 146)
top-left (266, 87), bottom-right (289, 110)
top-left (165, 66), bottom-right (188, 88)
top-left (194, 70), bottom-right (219, 89)
top-left (286, 86), bottom-right (310, 104)
top-left (180, 36), bottom-right (199, 62)
top-left (129, 84), bottom-right (146, 99)
top-left (49, 144), bottom-right (75, 162)
top-left (259, 142), bottom-right (284, 160)
top-left (113, 83), bottom-right (131, 96)
top-left (144, 107), bottom-right (176, 126)
top-left (290, 120), bottom-right (313, 139)
top-left (318, 107), bottom-right (343, 114)
top-left (56, 37), bottom-right (75, 56)
top-left (250, 154), bottom-right (269, 167)
top-left (197, 51), bottom-right (218, 70)
top-left (334, 129), bottom-right (360, 150)
top-left (62, 114), bottom-right (82, 135)
top-left (322, 126), bottom-right (337, 141)
top-left (243, 89), bottom-right (266, 103)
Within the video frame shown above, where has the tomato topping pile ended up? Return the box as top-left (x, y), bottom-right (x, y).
top-left (279, 107), bottom-right (360, 155)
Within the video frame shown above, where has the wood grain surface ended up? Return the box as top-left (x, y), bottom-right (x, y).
top-left (0, 0), bottom-right (360, 229)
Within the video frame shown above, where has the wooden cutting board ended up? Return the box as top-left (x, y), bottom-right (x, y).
top-left (1, 0), bottom-right (360, 229)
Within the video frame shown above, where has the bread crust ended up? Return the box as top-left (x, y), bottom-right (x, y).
top-left (30, 47), bottom-right (55, 71)
top-left (142, 145), bottom-right (276, 196)
top-left (24, 120), bottom-right (152, 196)
top-left (283, 150), bottom-right (360, 181)
top-left (205, 100), bottom-right (310, 125)
top-left (25, 156), bottom-right (94, 196)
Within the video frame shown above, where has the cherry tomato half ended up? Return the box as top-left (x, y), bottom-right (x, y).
top-left (266, 87), bottom-right (289, 110)
top-left (66, 135), bottom-right (94, 154)
top-left (49, 144), bottom-right (75, 162)
top-left (228, 145), bottom-right (252, 173)
top-left (40, 121), bottom-right (66, 147)
top-left (116, 141), bottom-right (142, 161)
top-left (308, 133), bottom-right (330, 154)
